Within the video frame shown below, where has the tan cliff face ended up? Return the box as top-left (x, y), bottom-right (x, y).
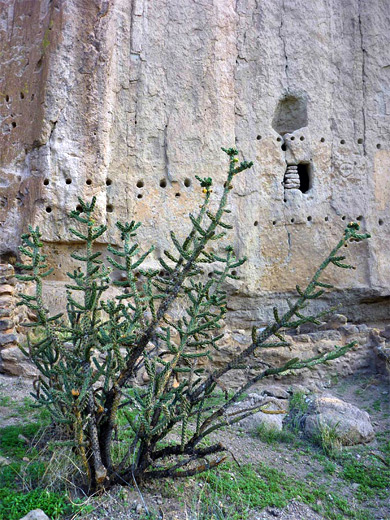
top-left (1, 0), bottom-right (390, 327)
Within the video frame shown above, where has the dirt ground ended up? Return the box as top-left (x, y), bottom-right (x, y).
top-left (0, 372), bottom-right (389, 520)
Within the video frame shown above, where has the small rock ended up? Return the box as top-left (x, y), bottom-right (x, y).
top-left (0, 284), bottom-right (15, 295)
top-left (261, 385), bottom-right (290, 400)
top-left (0, 333), bottom-right (17, 345)
top-left (18, 434), bottom-right (29, 444)
top-left (266, 506), bottom-right (280, 517)
top-left (19, 510), bottom-right (51, 520)
top-left (0, 455), bottom-right (10, 466)
top-left (0, 319), bottom-right (14, 331)
top-left (136, 503), bottom-right (143, 514)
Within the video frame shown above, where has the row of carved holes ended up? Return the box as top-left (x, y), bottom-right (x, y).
top-left (43, 178), bottom-right (192, 189)
top-left (253, 216), bottom-right (385, 226)
top-left (269, 136), bottom-right (382, 148)
top-left (44, 207), bottom-right (384, 229)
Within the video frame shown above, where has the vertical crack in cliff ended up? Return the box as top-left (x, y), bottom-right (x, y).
top-left (163, 119), bottom-right (172, 183)
top-left (278, 0), bottom-right (288, 85)
top-left (358, 3), bottom-right (367, 156)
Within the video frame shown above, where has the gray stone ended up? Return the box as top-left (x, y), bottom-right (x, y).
top-left (228, 393), bottom-right (288, 432)
top-left (19, 510), bottom-right (51, 520)
top-left (0, 333), bottom-right (17, 346)
top-left (0, 319), bottom-right (14, 331)
top-left (304, 395), bottom-right (375, 445)
top-left (260, 385), bottom-right (290, 400)
top-left (0, 346), bottom-right (38, 377)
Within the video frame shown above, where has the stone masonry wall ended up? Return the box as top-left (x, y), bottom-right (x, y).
top-left (1, 0), bottom-right (390, 335)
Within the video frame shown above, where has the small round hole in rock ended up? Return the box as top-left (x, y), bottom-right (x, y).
top-left (254, 221), bottom-right (258, 227)
top-left (231, 270), bottom-right (237, 276)
top-left (5, 95), bottom-right (9, 102)
top-left (290, 218), bottom-right (295, 223)
top-left (106, 179), bottom-right (112, 186)
top-left (11, 121), bottom-right (16, 128)
top-left (256, 135), bottom-right (262, 140)
top-left (43, 179), bottom-right (49, 186)
top-left (290, 136), bottom-right (295, 141)
top-left (379, 219), bottom-right (384, 226)
top-left (20, 92), bottom-right (25, 100)
top-left (76, 205), bottom-right (83, 212)
top-left (106, 204), bottom-right (113, 213)
top-left (277, 137), bottom-right (282, 142)
top-left (160, 179), bottom-right (167, 188)
top-left (340, 139), bottom-right (345, 145)
top-left (300, 136), bottom-right (305, 141)
top-left (175, 192), bottom-right (181, 198)
top-left (357, 138), bottom-right (363, 144)
top-left (356, 215), bottom-right (363, 221)
top-left (320, 137), bottom-right (325, 142)
top-left (376, 143), bottom-right (381, 149)
top-left (272, 220), bottom-right (277, 225)
top-left (325, 216), bottom-right (329, 221)
top-left (208, 272), bottom-right (213, 278)
top-left (184, 178), bottom-right (191, 187)
top-left (66, 178), bottom-right (72, 185)
top-left (307, 216), bottom-right (312, 221)
top-left (137, 193), bottom-right (143, 199)
top-left (136, 180), bottom-right (144, 188)
top-left (281, 143), bottom-right (287, 151)
top-left (342, 216), bottom-right (346, 220)
top-left (86, 179), bottom-right (92, 186)
top-left (45, 206), bottom-right (52, 213)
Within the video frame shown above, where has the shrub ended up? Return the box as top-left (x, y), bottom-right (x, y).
top-left (16, 147), bottom-right (370, 492)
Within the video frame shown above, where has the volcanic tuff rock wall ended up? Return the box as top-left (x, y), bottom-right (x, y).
top-left (1, 0), bottom-right (390, 327)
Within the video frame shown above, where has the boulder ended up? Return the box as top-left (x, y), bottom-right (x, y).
top-left (228, 393), bottom-right (288, 432)
top-left (19, 510), bottom-right (51, 520)
top-left (304, 395), bottom-right (375, 445)
top-left (0, 346), bottom-right (38, 377)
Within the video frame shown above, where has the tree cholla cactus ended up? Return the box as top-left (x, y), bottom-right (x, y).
top-left (16, 148), bottom-right (370, 492)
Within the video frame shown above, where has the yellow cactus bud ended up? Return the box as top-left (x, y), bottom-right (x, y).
top-left (71, 389), bottom-right (80, 397)
top-left (97, 405), bottom-right (104, 414)
top-left (233, 157), bottom-right (239, 163)
top-left (202, 188), bottom-right (208, 194)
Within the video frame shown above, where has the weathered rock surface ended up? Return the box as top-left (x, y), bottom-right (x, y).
top-left (304, 395), bottom-right (375, 445)
top-left (1, 0), bottom-right (390, 330)
top-left (1, 345), bottom-right (38, 377)
top-left (228, 392), bottom-right (288, 431)
top-left (19, 510), bottom-right (51, 520)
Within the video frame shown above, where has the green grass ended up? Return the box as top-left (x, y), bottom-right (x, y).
top-left (285, 391), bottom-right (310, 433)
top-left (341, 454), bottom-right (390, 499)
top-left (0, 488), bottom-right (72, 520)
top-left (0, 395), bottom-right (11, 407)
top-left (0, 423), bottom-right (41, 459)
top-left (0, 419), bottom-right (93, 520)
top-left (256, 423), bottom-right (297, 445)
top-left (195, 461), bottom-right (373, 520)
